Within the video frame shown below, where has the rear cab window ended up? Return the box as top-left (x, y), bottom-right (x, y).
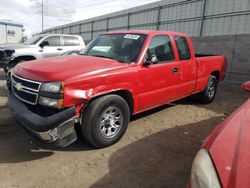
top-left (63, 36), bottom-right (80, 46)
top-left (147, 35), bottom-right (175, 63)
top-left (174, 36), bottom-right (191, 60)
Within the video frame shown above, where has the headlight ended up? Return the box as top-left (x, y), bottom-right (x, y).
top-left (40, 82), bottom-right (64, 93)
top-left (191, 149), bottom-right (221, 188)
top-left (39, 96), bottom-right (64, 109)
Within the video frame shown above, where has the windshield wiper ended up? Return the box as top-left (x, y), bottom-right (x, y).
top-left (91, 55), bottom-right (113, 59)
top-left (91, 55), bottom-right (124, 63)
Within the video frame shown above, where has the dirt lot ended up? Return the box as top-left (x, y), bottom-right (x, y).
top-left (0, 70), bottom-right (249, 188)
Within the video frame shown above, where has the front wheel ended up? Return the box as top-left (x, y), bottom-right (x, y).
top-left (81, 95), bottom-right (130, 148)
top-left (197, 75), bottom-right (217, 104)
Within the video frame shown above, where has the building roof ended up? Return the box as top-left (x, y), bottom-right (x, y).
top-left (0, 20), bottom-right (23, 28)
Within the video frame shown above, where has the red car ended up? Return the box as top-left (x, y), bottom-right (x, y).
top-left (6, 30), bottom-right (227, 148)
top-left (188, 81), bottom-right (250, 188)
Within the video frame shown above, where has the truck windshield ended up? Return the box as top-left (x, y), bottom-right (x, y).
top-left (23, 36), bottom-right (43, 45)
top-left (81, 34), bottom-right (146, 63)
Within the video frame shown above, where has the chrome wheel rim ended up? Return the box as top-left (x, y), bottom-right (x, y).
top-left (208, 80), bottom-right (216, 99)
top-left (99, 106), bottom-right (123, 138)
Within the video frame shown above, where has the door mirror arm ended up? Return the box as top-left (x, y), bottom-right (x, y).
top-left (144, 60), bottom-right (153, 66)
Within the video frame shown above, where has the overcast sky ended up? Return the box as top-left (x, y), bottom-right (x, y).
top-left (0, 0), bottom-right (160, 34)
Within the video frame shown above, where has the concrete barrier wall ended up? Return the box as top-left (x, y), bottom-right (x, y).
top-left (191, 34), bottom-right (250, 83)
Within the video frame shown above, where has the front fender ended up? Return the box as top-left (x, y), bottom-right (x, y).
top-left (64, 84), bottom-right (135, 106)
top-left (63, 65), bottom-right (139, 113)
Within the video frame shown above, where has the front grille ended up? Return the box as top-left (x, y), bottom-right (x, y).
top-left (13, 86), bottom-right (37, 104)
top-left (11, 73), bottom-right (41, 105)
top-left (12, 74), bottom-right (40, 91)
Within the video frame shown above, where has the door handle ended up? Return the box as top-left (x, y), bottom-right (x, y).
top-left (172, 67), bottom-right (179, 73)
top-left (57, 48), bottom-right (63, 51)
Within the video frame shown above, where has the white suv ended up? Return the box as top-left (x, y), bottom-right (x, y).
top-left (0, 34), bottom-right (85, 72)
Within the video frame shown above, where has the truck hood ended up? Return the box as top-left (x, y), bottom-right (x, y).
top-left (13, 55), bottom-right (129, 82)
top-left (205, 99), bottom-right (250, 188)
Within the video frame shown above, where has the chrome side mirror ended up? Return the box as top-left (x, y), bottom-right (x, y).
top-left (144, 54), bottom-right (158, 66)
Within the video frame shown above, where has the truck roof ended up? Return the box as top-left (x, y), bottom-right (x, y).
top-left (103, 30), bottom-right (189, 37)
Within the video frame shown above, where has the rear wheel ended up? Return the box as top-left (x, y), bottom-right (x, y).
top-left (197, 75), bottom-right (217, 104)
top-left (81, 95), bottom-right (130, 148)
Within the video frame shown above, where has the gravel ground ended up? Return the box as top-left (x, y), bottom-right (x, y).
top-left (0, 70), bottom-right (249, 188)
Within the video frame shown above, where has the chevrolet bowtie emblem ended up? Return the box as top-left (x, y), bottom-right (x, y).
top-left (16, 83), bottom-right (23, 91)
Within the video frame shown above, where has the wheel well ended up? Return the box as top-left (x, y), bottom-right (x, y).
top-left (16, 56), bottom-right (36, 61)
top-left (111, 90), bottom-right (134, 114)
top-left (86, 90), bottom-right (134, 115)
top-left (211, 71), bottom-right (220, 80)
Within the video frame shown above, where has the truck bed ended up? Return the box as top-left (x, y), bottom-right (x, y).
top-left (195, 54), bottom-right (227, 92)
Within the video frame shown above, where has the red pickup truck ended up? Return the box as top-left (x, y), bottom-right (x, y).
top-left (6, 30), bottom-right (227, 148)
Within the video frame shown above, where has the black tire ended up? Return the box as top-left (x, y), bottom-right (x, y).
top-left (197, 75), bottom-right (217, 104)
top-left (81, 94), bottom-right (130, 148)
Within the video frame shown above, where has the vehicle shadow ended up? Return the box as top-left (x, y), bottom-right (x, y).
top-left (0, 119), bottom-right (95, 163)
top-left (131, 103), bottom-right (175, 121)
top-left (91, 117), bottom-right (223, 188)
top-left (174, 83), bottom-right (250, 116)
top-left (0, 120), bottom-right (54, 163)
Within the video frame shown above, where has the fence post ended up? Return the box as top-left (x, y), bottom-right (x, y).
top-left (228, 35), bottom-right (237, 81)
top-left (69, 26), bottom-right (72, 34)
top-left (200, 0), bottom-right (207, 36)
top-left (106, 18), bottom-right (109, 32)
top-left (91, 21), bottom-right (94, 40)
top-left (127, 13), bottom-right (130, 30)
top-left (5, 24), bottom-right (8, 44)
top-left (156, 6), bottom-right (161, 30)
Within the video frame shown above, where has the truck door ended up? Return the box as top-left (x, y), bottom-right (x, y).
top-left (174, 36), bottom-right (197, 97)
top-left (138, 35), bottom-right (181, 111)
top-left (40, 36), bottom-right (64, 58)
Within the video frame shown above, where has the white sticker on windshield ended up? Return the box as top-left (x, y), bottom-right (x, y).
top-left (124, 34), bottom-right (140, 40)
top-left (92, 46), bottom-right (111, 53)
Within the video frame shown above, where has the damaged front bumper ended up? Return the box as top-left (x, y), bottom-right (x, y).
top-left (0, 48), bottom-right (14, 68)
top-left (7, 87), bottom-right (78, 147)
